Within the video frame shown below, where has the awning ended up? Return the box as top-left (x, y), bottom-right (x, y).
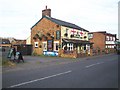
top-left (62, 39), bottom-right (93, 44)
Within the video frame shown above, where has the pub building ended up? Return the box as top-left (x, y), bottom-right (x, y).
top-left (31, 6), bottom-right (93, 58)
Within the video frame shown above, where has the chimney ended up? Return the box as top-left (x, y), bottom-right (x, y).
top-left (42, 6), bottom-right (51, 17)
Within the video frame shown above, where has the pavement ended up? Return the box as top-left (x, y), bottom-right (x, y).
top-left (2, 53), bottom-right (117, 73)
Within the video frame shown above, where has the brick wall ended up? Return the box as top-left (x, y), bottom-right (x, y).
top-left (31, 17), bottom-right (61, 55)
top-left (90, 32), bottom-right (105, 53)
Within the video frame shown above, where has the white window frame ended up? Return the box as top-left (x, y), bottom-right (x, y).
top-left (35, 42), bottom-right (38, 48)
top-left (106, 45), bottom-right (108, 48)
top-left (88, 33), bottom-right (93, 39)
top-left (54, 41), bottom-right (59, 51)
top-left (106, 36), bottom-right (109, 41)
top-left (110, 37), bottom-right (112, 41)
top-left (67, 43), bottom-right (73, 51)
top-left (113, 37), bottom-right (115, 41)
top-left (42, 42), bottom-right (47, 51)
top-left (111, 46), bottom-right (114, 48)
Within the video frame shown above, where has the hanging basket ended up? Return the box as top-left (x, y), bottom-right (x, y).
top-left (64, 33), bottom-right (68, 37)
top-left (47, 33), bottom-right (51, 36)
top-left (70, 34), bottom-right (74, 38)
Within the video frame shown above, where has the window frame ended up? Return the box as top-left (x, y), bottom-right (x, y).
top-left (34, 42), bottom-right (38, 48)
top-left (56, 30), bottom-right (61, 40)
top-left (42, 42), bottom-right (47, 51)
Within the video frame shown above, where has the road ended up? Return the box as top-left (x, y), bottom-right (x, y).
top-left (2, 54), bottom-right (118, 88)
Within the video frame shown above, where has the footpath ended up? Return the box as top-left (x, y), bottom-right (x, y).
top-left (2, 53), bottom-right (116, 73)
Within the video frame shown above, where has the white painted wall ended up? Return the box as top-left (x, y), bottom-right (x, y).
top-left (61, 26), bottom-right (88, 41)
top-left (26, 36), bottom-right (31, 44)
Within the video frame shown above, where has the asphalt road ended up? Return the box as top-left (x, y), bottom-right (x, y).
top-left (2, 54), bottom-right (119, 88)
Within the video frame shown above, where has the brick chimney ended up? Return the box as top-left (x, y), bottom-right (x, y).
top-left (42, 6), bottom-right (51, 17)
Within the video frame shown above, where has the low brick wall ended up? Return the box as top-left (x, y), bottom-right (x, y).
top-left (60, 49), bottom-right (77, 58)
top-left (90, 48), bottom-right (116, 56)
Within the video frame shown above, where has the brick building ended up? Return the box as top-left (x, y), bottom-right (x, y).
top-left (31, 6), bottom-right (92, 58)
top-left (89, 31), bottom-right (117, 54)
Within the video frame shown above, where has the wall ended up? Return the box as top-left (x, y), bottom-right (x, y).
top-left (61, 26), bottom-right (88, 41)
top-left (90, 32), bottom-right (105, 53)
top-left (31, 17), bottom-right (61, 55)
top-left (26, 36), bottom-right (31, 44)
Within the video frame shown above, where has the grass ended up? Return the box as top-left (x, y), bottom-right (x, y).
top-left (2, 58), bottom-right (16, 67)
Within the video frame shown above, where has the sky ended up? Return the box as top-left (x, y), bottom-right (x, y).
top-left (0, 0), bottom-right (119, 40)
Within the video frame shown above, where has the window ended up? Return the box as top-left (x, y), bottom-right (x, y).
top-left (56, 43), bottom-right (59, 50)
top-left (106, 45), bottom-right (108, 48)
top-left (54, 42), bottom-right (59, 51)
top-left (88, 33), bottom-right (93, 39)
top-left (113, 37), bottom-right (115, 41)
top-left (110, 37), bottom-right (112, 41)
top-left (108, 45), bottom-right (111, 48)
top-left (47, 40), bottom-right (53, 51)
top-left (42, 42), bottom-right (47, 51)
top-left (67, 43), bottom-right (73, 51)
top-left (35, 42), bottom-right (38, 48)
top-left (106, 36), bottom-right (109, 41)
top-left (56, 30), bottom-right (60, 40)
top-left (111, 46), bottom-right (114, 48)
top-left (109, 46), bottom-right (111, 48)
top-left (84, 45), bottom-right (86, 50)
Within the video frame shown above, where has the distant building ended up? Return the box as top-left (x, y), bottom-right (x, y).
top-left (0, 38), bottom-right (11, 47)
top-left (26, 36), bottom-right (31, 45)
top-left (0, 38), bottom-right (11, 51)
top-left (11, 39), bottom-right (26, 46)
top-left (31, 6), bottom-right (92, 58)
top-left (89, 31), bottom-right (117, 54)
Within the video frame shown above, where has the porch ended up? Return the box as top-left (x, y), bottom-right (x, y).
top-left (60, 39), bottom-right (93, 58)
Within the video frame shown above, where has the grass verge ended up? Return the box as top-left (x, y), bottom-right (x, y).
top-left (2, 58), bottom-right (16, 67)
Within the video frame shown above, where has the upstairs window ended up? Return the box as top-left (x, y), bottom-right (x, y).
top-left (88, 33), bottom-right (93, 39)
top-left (56, 30), bottom-right (60, 40)
top-left (110, 37), bottom-right (113, 41)
top-left (106, 36), bottom-right (109, 41)
top-left (113, 37), bottom-right (115, 41)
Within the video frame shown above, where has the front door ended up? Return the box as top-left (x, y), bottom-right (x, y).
top-left (47, 40), bottom-right (53, 51)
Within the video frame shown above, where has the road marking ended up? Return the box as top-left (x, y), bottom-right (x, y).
top-left (85, 62), bottom-right (104, 68)
top-left (96, 62), bottom-right (104, 64)
top-left (9, 70), bottom-right (72, 88)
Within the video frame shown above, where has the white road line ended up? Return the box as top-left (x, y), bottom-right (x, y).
top-left (85, 62), bottom-right (104, 68)
top-left (9, 70), bottom-right (72, 88)
top-left (96, 62), bottom-right (104, 64)
top-left (85, 64), bottom-right (97, 68)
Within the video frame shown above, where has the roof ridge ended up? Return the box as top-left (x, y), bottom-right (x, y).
top-left (31, 16), bottom-right (89, 32)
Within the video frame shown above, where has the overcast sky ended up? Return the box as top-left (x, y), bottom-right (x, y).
top-left (0, 0), bottom-right (119, 39)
